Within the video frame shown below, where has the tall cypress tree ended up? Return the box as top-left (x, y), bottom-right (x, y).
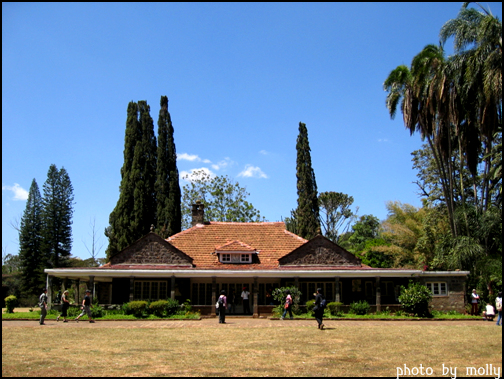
top-left (156, 96), bottom-right (181, 238)
top-left (41, 164), bottom-right (74, 268)
top-left (106, 102), bottom-right (142, 259)
top-left (130, 100), bottom-right (157, 238)
top-left (106, 100), bottom-right (157, 260)
top-left (18, 179), bottom-right (44, 296)
top-left (295, 122), bottom-right (320, 239)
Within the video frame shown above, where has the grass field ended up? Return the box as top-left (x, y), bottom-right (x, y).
top-left (2, 321), bottom-right (502, 377)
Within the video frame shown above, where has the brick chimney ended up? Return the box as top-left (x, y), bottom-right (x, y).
top-left (191, 201), bottom-right (205, 227)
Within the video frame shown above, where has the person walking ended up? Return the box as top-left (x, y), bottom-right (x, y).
top-left (471, 289), bottom-right (480, 316)
top-left (75, 290), bottom-right (95, 323)
top-left (281, 290), bottom-right (294, 320)
top-left (56, 290), bottom-right (70, 322)
top-left (313, 288), bottom-right (325, 330)
top-left (241, 287), bottom-right (250, 315)
top-left (218, 290), bottom-right (227, 324)
top-left (496, 291), bottom-right (502, 326)
top-left (39, 288), bottom-right (48, 325)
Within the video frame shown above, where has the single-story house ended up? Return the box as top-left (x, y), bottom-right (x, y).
top-left (45, 203), bottom-right (469, 316)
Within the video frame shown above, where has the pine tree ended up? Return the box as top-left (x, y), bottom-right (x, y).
top-left (295, 122), bottom-right (320, 239)
top-left (41, 164), bottom-right (74, 269)
top-left (106, 102), bottom-right (142, 259)
top-left (18, 179), bottom-right (44, 296)
top-left (156, 96), bottom-right (182, 238)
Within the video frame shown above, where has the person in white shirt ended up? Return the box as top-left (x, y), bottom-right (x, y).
top-left (241, 287), bottom-right (250, 315)
top-left (471, 289), bottom-right (480, 315)
top-left (495, 292), bottom-right (502, 326)
top-left (483, 303), bottom-right (495, 321)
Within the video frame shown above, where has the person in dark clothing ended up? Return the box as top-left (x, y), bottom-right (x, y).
top-left (218, 290), bottom-right (227, 324)
top-left (75, 290), bottom-right (94, 323)
top-left (57, 290), bottom-right (70, 322)
top-left (313, 288), bottom-right (325, 330)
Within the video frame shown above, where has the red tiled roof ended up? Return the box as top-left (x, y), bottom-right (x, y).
top-left (216, 240), bottom-right (256, 252)
top-left (167, 222), bottom-right (307, 269)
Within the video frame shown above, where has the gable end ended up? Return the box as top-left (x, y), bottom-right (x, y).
top-left (110, 233), bottom-right (193, 266)
top-left (279, 235), bottom-right (361, 266)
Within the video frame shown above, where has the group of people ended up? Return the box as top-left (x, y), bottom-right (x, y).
top-left (471, 289), bottom-right (502, 325)
top-left (40, 286), bottom-right (502, 327)
top-left (38, 288), bottom-right (95, 325)
top-left (217, 287), bottom-right (327, 329)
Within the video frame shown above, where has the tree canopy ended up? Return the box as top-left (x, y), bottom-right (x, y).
top-left (181, 170), bottom-right (264, 229)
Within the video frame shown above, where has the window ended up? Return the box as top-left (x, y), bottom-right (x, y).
top-left (134, 281), bottom-right (167, 300)
top-left (219, 252), bottom-right (252, 263)
top-left (426, 282), bottom-right (447, 296)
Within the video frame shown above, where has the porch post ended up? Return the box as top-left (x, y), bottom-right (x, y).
top-left (171, 276), bottom-right (176, 300)
top-left (211, 277), bottom-right (217, 309)
top-left (47, 275), bottom-right (53, 310)
top-left (253, 276), bottom-right (259, 318)
top-left (129, 277), bottom-right (135, 302)
top-left (335, 277), bottom-right (340, 303)
top-left (76, 279), bottom-right (80, 304)
top-left (89, 276), bottom-right (95, 299)
top-left (376, 276), bottom-right (381, 312)
top-left (294, 276), bottom-right (299, 290)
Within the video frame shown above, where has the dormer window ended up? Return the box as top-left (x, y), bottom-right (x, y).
top-left (219, 252), bottom-right (252, 263)
top-left (216, 240), bottom-right (256, 264)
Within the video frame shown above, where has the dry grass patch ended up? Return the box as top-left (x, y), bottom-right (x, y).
top-left (2, 323), bottom-right (501, 377)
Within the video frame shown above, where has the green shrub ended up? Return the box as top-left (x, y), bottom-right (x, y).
top-left (149, 300), bottom-right (170, 317)
top-left (272, 304), bottom-right (283, 317)
top-left (127, 301), bottom-right (148, 317)
top-left (165, 298), bottom-right (181, 316)
top-left (376, 306), bottom-right (391, 316)
top-left (67, 307), bottom-right (81, 317)
top-left (180, 299), bottom-right (193, 314)
top-left (398, 280), bottom-right (432, 317)
top-left (4, 295), bottom-right (18, 313)
top-left (305, 299), bottom-right (315, 314)
top-left (121, 302), bottom-right (132, 315)
top-left (327, 302), bottom-right (343, 316)
top-left (91, 304), bottom-right (104, 318)
top-left (348, 300), bottom-right (370, 315)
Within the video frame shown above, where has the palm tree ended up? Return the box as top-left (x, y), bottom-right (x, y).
top-left (384, 45), bottom-right (459, 236)
top-left (440, 2), bottom-right (502, 211)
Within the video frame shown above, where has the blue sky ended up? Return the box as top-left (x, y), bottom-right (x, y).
top-left (3, 2), bottom-right (502, 261)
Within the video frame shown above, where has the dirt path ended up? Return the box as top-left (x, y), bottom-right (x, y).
top-left (2, 317), bottom-right (488, 329)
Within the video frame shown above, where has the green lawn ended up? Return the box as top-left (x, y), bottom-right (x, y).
top-left (2, 321), bottom-right (501, 377)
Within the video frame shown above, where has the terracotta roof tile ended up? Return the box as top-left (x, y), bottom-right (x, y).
top-left (167, 222), bottom-right (307, 269)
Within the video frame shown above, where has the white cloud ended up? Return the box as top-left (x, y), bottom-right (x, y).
top-left (212, 157), bottom-right (234, 171)
top-left (2, 183), bottom-right (29, 201)
top-left (259, 150), bottom-right (269, 155)
top-left (177, 153), bottom-right (202, 162)
top-left (378, 138), bottom-right (390, 143)
top-left (238, 165), bottom-right (268, 179)
top-left (180, 167), bottom-right (216, 182)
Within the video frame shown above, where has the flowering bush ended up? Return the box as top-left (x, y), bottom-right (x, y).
top-left (398, 280), bottom-right (432, 317)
